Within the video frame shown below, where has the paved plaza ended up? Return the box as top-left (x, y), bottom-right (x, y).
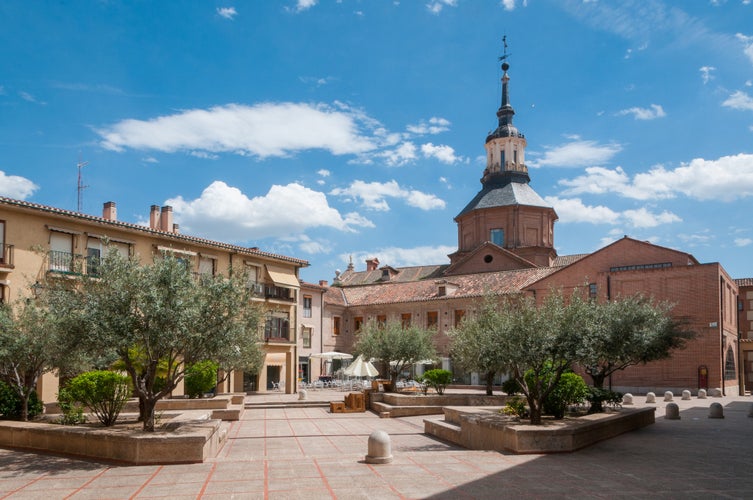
top-left (1, 390), bottom-right (752, 499)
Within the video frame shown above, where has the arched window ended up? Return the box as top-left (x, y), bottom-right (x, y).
top-left (724, 347), bottom-right (736, 381)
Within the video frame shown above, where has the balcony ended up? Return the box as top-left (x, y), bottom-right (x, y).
top-left (0, 244), bottom-right (14, 269)
top-left (48, 251), bottom-right (100, 276)
top-left (264, 318), bottom-right (291, 343)
top-left (264, 284), bottom-right (295, 302)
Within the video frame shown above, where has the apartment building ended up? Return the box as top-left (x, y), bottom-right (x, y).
top-left (0, 197), bottom-right (307, 399)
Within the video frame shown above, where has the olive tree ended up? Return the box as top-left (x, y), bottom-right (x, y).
top-left (354, 320), bottom-right (436, 386)
top-left (0, 299), bottom-right (68, 421)
top-left (66, 251), bottom-right (263, 432)
top-left (449, 295), bottom-right (509, 395)
top-left (579, 295), bottom-right (694, 398)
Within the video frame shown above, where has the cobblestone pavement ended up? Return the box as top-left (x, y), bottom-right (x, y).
top-left (1, 390), bottom-right (751, 499)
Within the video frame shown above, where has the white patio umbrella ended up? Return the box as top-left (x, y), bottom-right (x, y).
top-left (309, 351), bottom-right (353, 360)
top-left (342, 355), bottom-right (379, 378)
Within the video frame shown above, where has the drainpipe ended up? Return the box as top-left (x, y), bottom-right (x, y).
top-left (720, 276), bottom-right (725, 396)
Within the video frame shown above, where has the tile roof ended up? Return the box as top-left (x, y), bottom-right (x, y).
top-left (456, 182), bottom-right (552, 218)
top-left (331, 266), bottom-right (561, 307)
top-left (0, 196), bottom-right (308, 266)
top-left (334, 264), bottom-right (448, 286)
top-left (735, 278), bottom-right (753, 287)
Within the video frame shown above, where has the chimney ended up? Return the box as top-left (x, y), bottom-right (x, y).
top-left (159, 205), bottom-right (173, 232)
top-left (319, 280), bottom-right (328, 287)
top-left (150, 205), bottom-right (160, 230)
top-left (365, 257), bottom-right (380, 272)
top-left (102, 201), bottom-right (117, 221)
top-left (172, 223), bottom-right (180, 234)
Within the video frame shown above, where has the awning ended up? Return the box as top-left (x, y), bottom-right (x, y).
top-left (265, 353), bottom-right (287, 367)
top-left (265, 264), bottom-right (300, 288)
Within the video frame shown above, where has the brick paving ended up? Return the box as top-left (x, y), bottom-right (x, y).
top-left (1, 390), bottom-right (751, 499)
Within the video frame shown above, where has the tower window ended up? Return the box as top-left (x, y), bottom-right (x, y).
top-left (490, 229), bottom-right (504, 246)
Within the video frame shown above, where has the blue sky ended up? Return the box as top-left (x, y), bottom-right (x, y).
top-left (1, 0), bottom-right (753, 283)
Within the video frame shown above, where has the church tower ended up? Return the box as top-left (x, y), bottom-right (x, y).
top-left (447, 45), bottom-right (557, 274)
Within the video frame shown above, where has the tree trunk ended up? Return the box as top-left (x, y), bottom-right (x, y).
top-left (141, 397), bottom-right (158, 432)
top-left (528, 397), bottom-right (543, 425)
top-left (485, 371), bottom-right (495, 396)
top-left (588, 372), bottom-right (607, 414)
top-left (20, 391), bottom-right (30, 422)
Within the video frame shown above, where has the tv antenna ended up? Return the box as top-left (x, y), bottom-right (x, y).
top-left (77, 157), bottom-right (89, 213)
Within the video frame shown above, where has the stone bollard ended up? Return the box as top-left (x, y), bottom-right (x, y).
top-left (708, 402), bottom-right (724, 419)
top-left (664, 391), bottom-right (674, 402)
top-left (698, 389), bottom-right (707, 399)
top-left (665, 403), bottom-right (680, 420)
top-left (298, 389), bottom-right (307, 401)
top-left (748, 403), bottom-right (753, 418)
top-left (622, 393), bottom-right (633, 405)
top-left (709, 388), bottom-right (723, 397)
top-left (681, 390), bottom-right (691, 400)
top-left (646, 392), bottom-right (656, 403)
top-left (365, 430), bottom-right (393, 464)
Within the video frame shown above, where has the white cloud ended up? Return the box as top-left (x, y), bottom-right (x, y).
top-left (530, 137), bottom-right (622, 168)
top-left (699, 66), bottom-right (715, 84)
top-left (18, 91), bottom-right (44, 104)
top-left (544, 196), bottom-right (680, 228)
top-left (735, 237), bottom-right (753, 247)
top-left (343, 245), bottom-right (455, 269)
top-left (286, 234), bottom-right (331, 254)
top-left (616, 104), bottom-right (666, 120)
top-left (330, 180), bottom-right (445, 211)
top-left (558, 154), bottom-right (753, 202)
top-left (378, 142), bottom-right (418, 166)
top-left (166, 181), bottom-right (372, 241)
top-left (0, 171), bottom-right (39, 199)
top-left (426, 0), bottom-right (456, 14)
top-left (737, 33), bottom-right (753, 65)
top-left (723, 90), bottom-right (753, 111)
top-left (142, 157), bottom-right (159, 164)
top-left (406, 117), bottom-right (451, 135)
top-left (317, 169), bottom-right (330, 177)
top-left (291, 0), bottom-right (317, 12)
top-left (216, 7), bottom-right (237, 19)
top-left (501, 0), bottom-right (516, 11)
top-left (98, 102), bottom-right (378, 158)
top-left (421, 143), bottom-right (464, 164)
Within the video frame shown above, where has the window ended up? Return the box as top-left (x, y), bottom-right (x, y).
top-left (377, 314), bottom-right (387, 327)
top-left (265, 312), bottom-right (290, 341)
top-left (303, 296), bottom-right (312, 318)
top-left (301, 327), bottom-right (312, 348)
top-left (589, 283), bottom-right (598, 300)
top-left (265, 284), bottom-right (293, 300)
top-left (724, 347), bottom-right (736, 381)
top-left (401, 313), bottom-right (411, 328)
top-left (49, 231), bottom-right (74, 272)
top-left (454, 309), bottom-right (465, 328)
top-left (333, 316), bottom-right (341, 336)
top-left (513, 149), bottom-right (518, 164)
top-left (198, 256), bottom-right (215, 276)
top-left (354, 316), bottom-right (363, 332)
top-left (245, 265), bottom-right (263, 294)
top-left (500, 150), bottom-right (505, 166)
top-left (490, 228), bottom-right (504, 246)
top-left (0, 220), bottom-right (5, 264)
top-left (427, 311), bottom-right (438, 330)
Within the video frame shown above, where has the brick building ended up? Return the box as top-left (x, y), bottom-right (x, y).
top-left (0, 197), bottom-right (307, 397)
top-left (319, 59), bottom-right (746, 395)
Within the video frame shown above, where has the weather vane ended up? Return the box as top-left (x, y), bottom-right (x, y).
top-left (499, 35), bottom-right (511, 63)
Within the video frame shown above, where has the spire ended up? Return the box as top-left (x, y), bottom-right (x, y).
top-left (482, 36), bottom-right (529, 186)
top-left (487, 37), bottom-right (523, 142)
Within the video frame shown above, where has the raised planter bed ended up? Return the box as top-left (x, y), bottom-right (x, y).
top-left (425, 406), bottom-right (655, 454)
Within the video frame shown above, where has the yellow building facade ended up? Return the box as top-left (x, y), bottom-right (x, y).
top-left (0, 196), bottom-right (307, 400)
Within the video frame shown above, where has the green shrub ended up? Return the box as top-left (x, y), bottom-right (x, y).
top-left (0, 381), bottom-right (43, 420)
top-left (502, 396), bottom-right (528, 418)
top-left (65, 371), bottom-right (131, 426)
top-left (57, 387), bottom-right (86, 425)
top-left (420, 369), bottom-right (452, 395)
top-left (501, 377), bottom-right (521, 395)
top-left (586, 387), bottom-right (623, 413)
top-left (184, 360), bottom-right (219, 398)
top-left (542, 372), bottom-right (589, 419)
